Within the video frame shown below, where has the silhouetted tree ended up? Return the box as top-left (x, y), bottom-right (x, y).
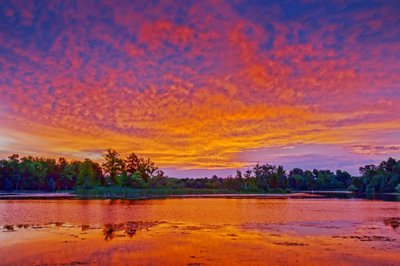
top-left (102, 149), bottom-right (124, 185)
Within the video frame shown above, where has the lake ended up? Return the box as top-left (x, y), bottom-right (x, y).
top-left (1, 196), bottom-right (399, 265)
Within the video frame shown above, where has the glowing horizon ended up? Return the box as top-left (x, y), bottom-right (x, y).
top-left (0, 0), bottom-right (399, 177)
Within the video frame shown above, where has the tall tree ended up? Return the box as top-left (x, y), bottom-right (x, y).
top-left (102, 149), bottom-right (124, 185)
top-left (77, 159), bottom-right (100, 188)
top-left (125, 153), bottom-right (140, 175)
top-left (137, 157), bottom-right (157, 183)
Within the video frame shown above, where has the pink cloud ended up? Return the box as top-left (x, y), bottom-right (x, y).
top-left (0, 0), bottom-right (399, 176)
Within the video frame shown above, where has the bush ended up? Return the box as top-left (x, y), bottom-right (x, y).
top-left (365, 185), bottom-right (375, 194)
top-left (347, 184), bottom-right (359, 192)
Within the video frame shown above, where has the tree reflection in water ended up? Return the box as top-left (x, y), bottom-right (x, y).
top-left (102, 221), bottom-right (161, 241)
top-left (103, 224), bottom-right (116, 241)
top-left (103, 223), bottom-right (125, 241)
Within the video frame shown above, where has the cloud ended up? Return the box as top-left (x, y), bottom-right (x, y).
top-left (0, 0), bottom-right (399, 176)
top-left (348, 145), bottom-right (400, 155)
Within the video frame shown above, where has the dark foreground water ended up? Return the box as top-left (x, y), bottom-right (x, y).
top-left (0, 196), bottom-right (399, 265)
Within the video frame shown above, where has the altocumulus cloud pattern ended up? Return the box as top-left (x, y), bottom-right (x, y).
top-left (0, 0), bottom-right (399, 177)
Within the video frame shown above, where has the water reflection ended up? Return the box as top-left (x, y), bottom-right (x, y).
top-left (1, 198), bottom-right (400, 265)
top-left (1, 221), bottom-right (162, 241)
top-left (306, 192), bottom-right (400, 201)
top-left (103, 223), bottom-right (117, 241)
top-left (102, 221), bottom-right (162, 241)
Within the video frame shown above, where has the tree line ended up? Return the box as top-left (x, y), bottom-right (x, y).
top-left (0, 149), bottom-right (164, 191)
top-left (0, 149), bottom-right (399, 194)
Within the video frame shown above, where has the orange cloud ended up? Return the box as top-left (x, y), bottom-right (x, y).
top-left (0, 0), bottom-right (399, 176)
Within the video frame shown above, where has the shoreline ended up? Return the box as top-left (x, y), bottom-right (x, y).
top-left (1, 190), bottom-right (399, 201)
top-left (0, 192), bottom-right (75, 199)
top-left (0, 191), bottom-right (320, 200)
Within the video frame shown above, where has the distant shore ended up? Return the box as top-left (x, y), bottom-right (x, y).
top-left (0, 190), bottom-right (318, 200)
top-left (1, 190), bottom-right (399, 201)
top-left (0, 192), bottom-right (75, 199)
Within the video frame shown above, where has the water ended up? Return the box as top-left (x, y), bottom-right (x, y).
top-left (0, 197), bottom-right (399, 265)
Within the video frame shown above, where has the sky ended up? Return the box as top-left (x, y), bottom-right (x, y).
top-left (0, 0), bottom-right (399, 177)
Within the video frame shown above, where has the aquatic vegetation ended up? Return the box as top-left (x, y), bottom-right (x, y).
top-left (332, 235), bottom-right (396, 242)
top-left (273, 242), bottom-right (309, 246)
top-left (3, 225), bottom-right (14, 231)
top-left (383, 217), bottom-right (400, 230)
top-left (81, 224), bottom-right (91, 231)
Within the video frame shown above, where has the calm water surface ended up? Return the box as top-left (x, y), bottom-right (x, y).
top-left (0, 197), bottom-right (399, 265)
